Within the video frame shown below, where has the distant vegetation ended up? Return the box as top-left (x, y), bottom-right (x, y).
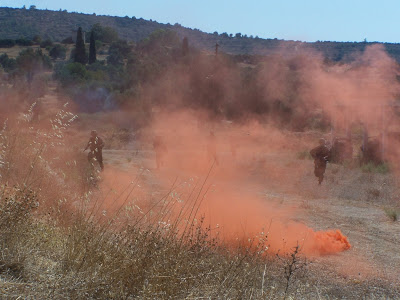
top-left (1, 7), bottom-right (400, 61)
top-left (0, 19), bottom-right (398, 134)
top-left (0, 6), bottom-right (399, 133)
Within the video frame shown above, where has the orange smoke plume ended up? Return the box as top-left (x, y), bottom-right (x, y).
top-left (133, 109), bottom-right (352, 256)
top-left (304, 229), bottom-right (351, 255)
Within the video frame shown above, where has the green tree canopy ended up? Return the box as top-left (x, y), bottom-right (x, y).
top-left (16, 48), bottom-right (52, 84)
top-left (91, 23), bottom-right (119, 43)
top-left (40, 39), bottom-right (53, 49)
top-left (0, 53), bottom-right (17, 72)
top-left (49, 44), bottom-right (67, 60)
top-left (107, 40), bottom-right (132, 66)
top-left (139, 29), bottom-right (180, 52)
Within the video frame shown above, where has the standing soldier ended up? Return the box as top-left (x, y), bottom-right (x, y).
top-left (84, 130), bottom-right (105, 171)
top-left (310, 138), bottom-right (330, 185)
top-left (153, 135), bottom-right (168, 169)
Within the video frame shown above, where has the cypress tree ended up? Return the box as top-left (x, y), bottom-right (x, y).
top-left (74, 27), bottom-right (87, 64)
top-left (89, 31), bottom-right (96, 64)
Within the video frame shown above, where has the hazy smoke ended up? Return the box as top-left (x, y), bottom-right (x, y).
top-left (3, 39), bottom-right (398, 258)
top-left (103, 44), bottom-right (400, 255)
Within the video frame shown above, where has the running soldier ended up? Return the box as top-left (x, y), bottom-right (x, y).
top-left (84, 130), bottom-right (105, 171)
top-left (310, 138), bottom-right (330, 185)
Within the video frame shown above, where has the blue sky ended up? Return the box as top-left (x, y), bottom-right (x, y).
top-left (0, 0), bottom-right (399, 43)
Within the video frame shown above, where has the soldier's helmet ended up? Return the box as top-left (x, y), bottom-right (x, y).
top-left (319, 138), bottom-right (326, 146)
top-left (91, 130), bottom-right (98, 137)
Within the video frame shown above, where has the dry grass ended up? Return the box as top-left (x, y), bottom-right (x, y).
top-left (0, 107), bottom-right (399, 299)
top-left (0, 112), bottom-right (281, 299)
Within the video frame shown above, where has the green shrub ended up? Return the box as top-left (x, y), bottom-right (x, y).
top-left (40, 38), bottom-right (53, 49)
top-left (49, 44), bottom-right (67, 60)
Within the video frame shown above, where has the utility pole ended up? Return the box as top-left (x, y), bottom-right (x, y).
top-left (381, 104), bottom-right (385, 161)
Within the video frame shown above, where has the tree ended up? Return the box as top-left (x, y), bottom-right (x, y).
top-left (74, 27), bottom-right (87, 64)
top-left (16, 48), bottom-right (52, 85)
top-left (40, 39), bottom-right (53, 49)
top-left (0, 54), bottom-right (17, 72)
top-left (49, 44), bottom-right (67, 60)
top-left (61, 36), bottom-right (74, 44)
top-left (89, 31), bottom-right (96, 64)
top-left (107, 40), bottom-right (132, 66)
top-left (91, 23), bottom-right (119, 43)
top-left (107, 44), bottom-right (124, 66)
top-left (139, 29), bottom-right (180, 53)
top-left (54, 62), bottom-right (88, 87)
top-left (32, 35), bottom-right (42, 45)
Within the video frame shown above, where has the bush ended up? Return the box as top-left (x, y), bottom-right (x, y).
top-left (40, 39), bottom-right (53, 49)
top-left (91, 23), bottom-right (119, 43)
top-left (0, 54), bottom-right (17, 72)
top-left (62, 36), bottom-right (74, 44)
top-left (32, 35), bottom-right (42, 45)
top-left (49, 44), bottom-right (67, 60)
top-left (54, 62), bottom-right (88, 86)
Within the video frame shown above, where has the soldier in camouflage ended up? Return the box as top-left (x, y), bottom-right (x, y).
top-left (84, 130), bottom-right (105, 171)
top-left (310, 138), bottom-right (330, 185)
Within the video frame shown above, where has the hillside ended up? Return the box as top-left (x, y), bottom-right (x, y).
top-left (2, 7), bottom-right (400, 62)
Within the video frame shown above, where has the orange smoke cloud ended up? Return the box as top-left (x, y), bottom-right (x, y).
top-left (134, 109), bottom-right (351, 256)
top-left (305, 229), bottom-right (351, 255)
top-left (106, 45), bottom-right (400, 256)
top-left (188, 186), bottom-right (351, 256)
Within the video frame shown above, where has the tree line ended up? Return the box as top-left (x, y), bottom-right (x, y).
top-left (0, 23), bottom-right (342, 131)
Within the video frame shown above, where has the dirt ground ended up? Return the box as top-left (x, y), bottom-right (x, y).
top-left (100, 136), bottom-right (400, 298)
